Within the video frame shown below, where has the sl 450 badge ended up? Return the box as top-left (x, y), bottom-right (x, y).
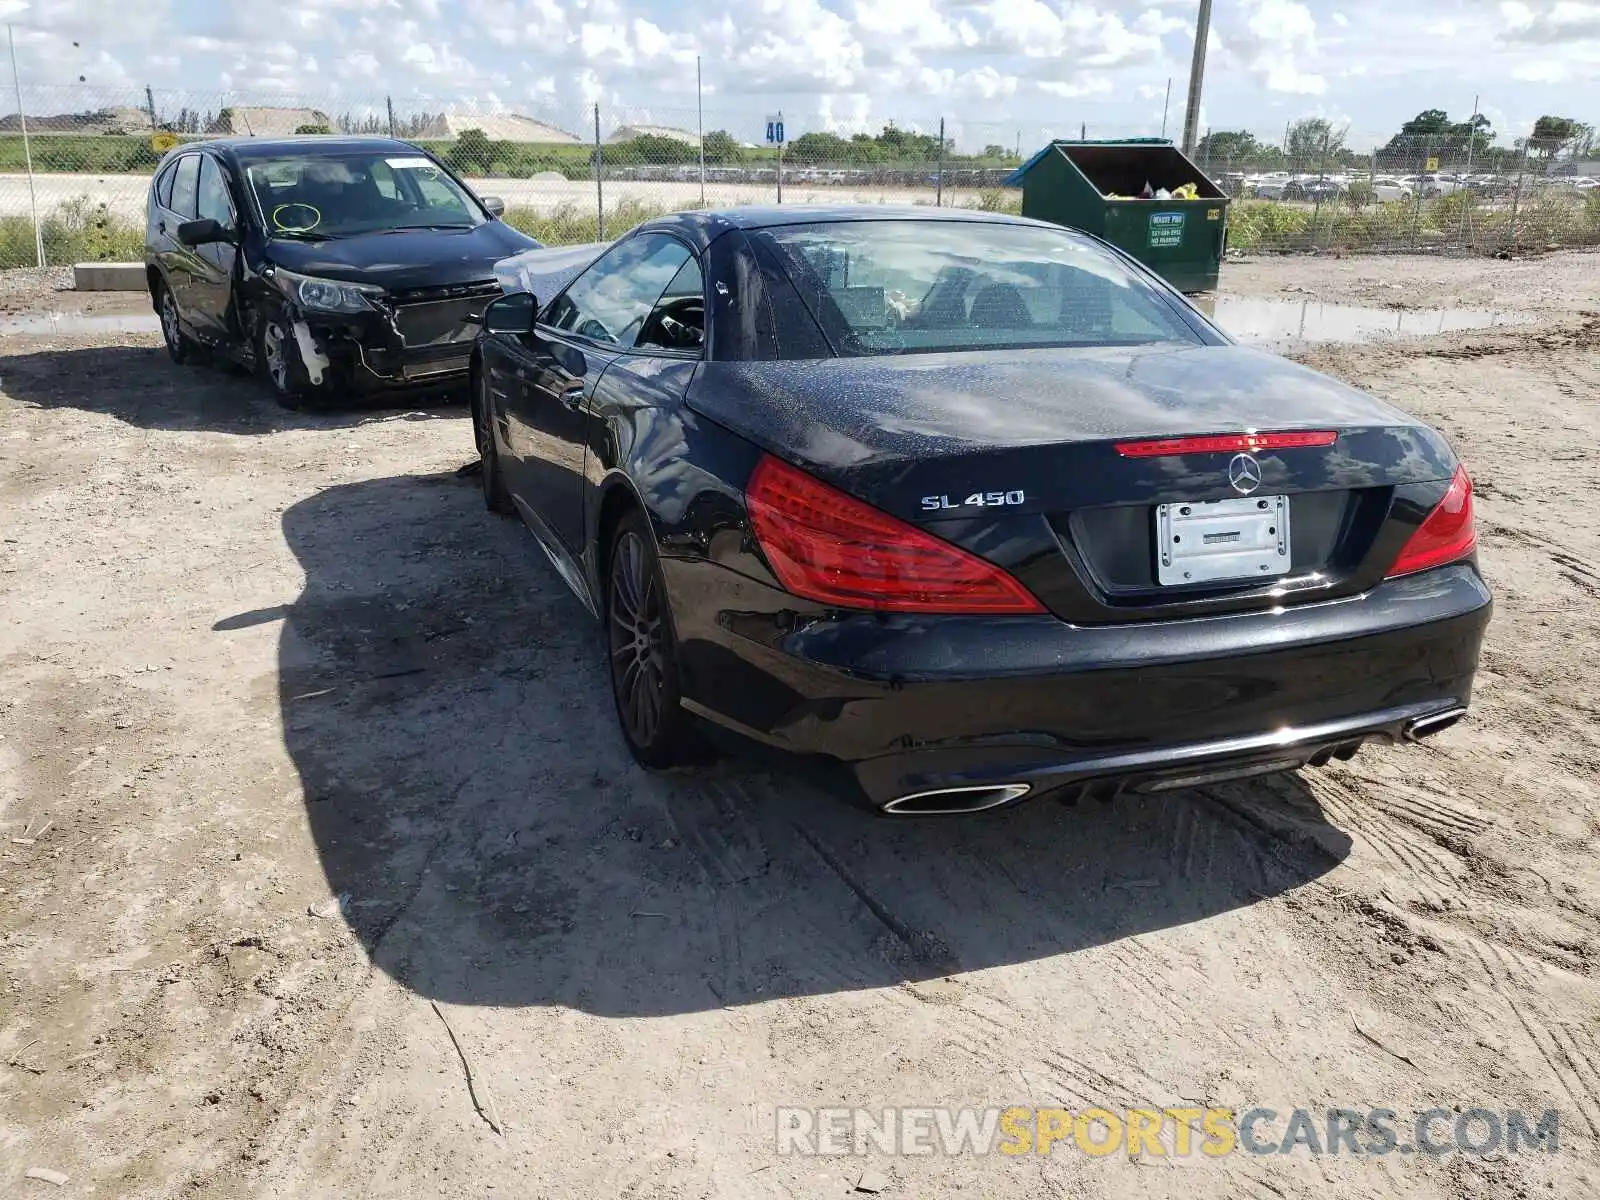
top-left (921, 490), bottom-right (1026, 511)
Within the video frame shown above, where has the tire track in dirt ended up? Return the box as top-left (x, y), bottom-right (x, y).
top-left (1466, 938), bottom-right (1600, 1140)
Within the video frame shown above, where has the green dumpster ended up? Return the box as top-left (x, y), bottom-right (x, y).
top-left (1008, 139), bottom-right (1228, 293)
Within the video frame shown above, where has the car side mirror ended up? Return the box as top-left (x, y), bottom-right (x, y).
top-left (483, 292), bottom-right (537, 336)
top-left (177, 218), bottom-right (232, 247)
top-left (480, 195), bottom-right (506, 218)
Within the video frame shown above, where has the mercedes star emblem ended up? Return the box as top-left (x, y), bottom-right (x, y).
top-left (1228, 452), bottom-right (1264, 496)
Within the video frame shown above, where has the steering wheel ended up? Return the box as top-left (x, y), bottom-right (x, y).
top-left (652, 296), bottom-right (705, 348)
top-left (576, 317), bottom-right (616, 344)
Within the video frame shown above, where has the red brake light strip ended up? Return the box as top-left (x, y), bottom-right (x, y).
top-left (1113, 431), bottom-right (1339, 458)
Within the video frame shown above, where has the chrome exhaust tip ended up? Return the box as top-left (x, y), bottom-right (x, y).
top-left (1404, 707), bottom-right (1469, 743)
top-left (881, 783), bottom-right (1031, 816)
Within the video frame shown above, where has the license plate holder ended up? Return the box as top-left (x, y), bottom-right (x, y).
top-left (1155, 495), bottom-right (1291, 586)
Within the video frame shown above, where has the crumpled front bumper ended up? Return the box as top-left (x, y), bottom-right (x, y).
top-left (289, 309), bottom-right (475, 393)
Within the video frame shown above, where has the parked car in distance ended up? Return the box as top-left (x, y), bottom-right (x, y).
top-left (1417, 173), bottom-right (1467, 198)
top-left (1301, 177), bottom-right (1346, 203)
top-left (1366, 177), bottom-right (1414, 201)
top-left (144, 135), bottom-right (539, 408)
top-left (469, 205), bottom-right (1491, 815)
top-left (1247, 173), bottom-right (1296, 200)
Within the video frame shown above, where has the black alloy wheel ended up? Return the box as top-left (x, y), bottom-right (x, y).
top-left (157, 279), bottom-right (192, 364)
top-left (605, 512), bottom-right (702, 768)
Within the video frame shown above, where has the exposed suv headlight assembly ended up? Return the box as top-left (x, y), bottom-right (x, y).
top-left (269, 267), bottom-right (383, 314)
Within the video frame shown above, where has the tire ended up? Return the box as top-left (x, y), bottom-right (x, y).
top-left (605, 510), bottom-right (705, 769)
top-left (256, 314), bottom-right (322, 411)
top-left (473, 368), bottom-right (513, 515)
top-left (155, 278), bottom-right (195, 365)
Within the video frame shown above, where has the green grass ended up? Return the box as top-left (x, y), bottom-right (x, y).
top-left (0, 134), bottom-right (162, 174)
top-left (1226, 192), bottom-right (1600, 253)
top-left (500, 198), bottom-right (674, 245)
top-left (0, 197), bottom-right (144, 268)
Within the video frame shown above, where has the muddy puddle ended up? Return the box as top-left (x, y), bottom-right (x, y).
top-left (1199, 295), bottom-right (1533, 347)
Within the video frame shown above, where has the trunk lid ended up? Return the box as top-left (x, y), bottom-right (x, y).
top-left (690, 344), bottom-right (1459, 623)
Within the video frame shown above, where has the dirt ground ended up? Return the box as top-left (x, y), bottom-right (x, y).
top-left (1, 251), bottom-right (1598, 1200)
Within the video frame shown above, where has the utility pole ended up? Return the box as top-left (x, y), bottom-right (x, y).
top-left (145, 84), bottom-right (157, 128)
top-left (1463, 93), bottom-right (1480, 175)
top-left (696, 56), bottom-right (706, 205)
top-left (1161, 77), bottom-right (1172, 138)
top-left (386, 95), bottom-right (396, 138)
top-left (7, 25), bottom-right (43, 268)
top-left (1180, 0), bottom-right (1214, 156)
top-left (594, 104), bottom-right (604, 240)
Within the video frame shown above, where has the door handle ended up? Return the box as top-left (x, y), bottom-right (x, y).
top-left (559, 385), bottom-right (584, 411)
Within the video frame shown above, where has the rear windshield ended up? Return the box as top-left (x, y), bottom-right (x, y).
top-left (237, 150), bottom-right (485, 239)
top-left (757, 220), bottom-right (1202, 356)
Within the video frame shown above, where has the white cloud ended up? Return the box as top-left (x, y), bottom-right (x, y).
top-left (0, 0), bottom-right (1596, 149)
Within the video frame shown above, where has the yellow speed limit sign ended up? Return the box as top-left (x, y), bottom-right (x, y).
top-left (1424, 156), bottom-right (1440, 172)
top-left (151, 131), bottom-right (180, 153)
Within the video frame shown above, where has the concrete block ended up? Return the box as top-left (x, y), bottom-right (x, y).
top-left (73, 262), bottom-right (148, 292)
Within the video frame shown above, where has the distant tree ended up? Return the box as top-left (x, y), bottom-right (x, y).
top-left (1195, 130), bottom-right (1262, 164)
top-left (1399, 109), bottom-right (1451, 136)
top-left (788, 131), bottom-right (853, 163)
top-left (295, 123), bottom-right (332, 135)
top-left (1286, 118), bottom-right (1345, 168)
top-left (606, 133), bottom-right (699, 166)
top-left (447, 128), bottom-right (494, 173)
top-left (1529, 115), bottom-right (1593, 157)
top-left (701, 129), bottom-right (741, 163)
top-left (1378, 109), bottom-right (1496, 166)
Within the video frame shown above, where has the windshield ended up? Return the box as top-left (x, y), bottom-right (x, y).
top-left (239, 151), bottom-right (485, 238)
top-left (759, 220), bottom-right (1204, 356)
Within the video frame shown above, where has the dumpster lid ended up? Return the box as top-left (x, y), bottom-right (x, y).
top-left (1004, 138), bottom-right (1175, 186)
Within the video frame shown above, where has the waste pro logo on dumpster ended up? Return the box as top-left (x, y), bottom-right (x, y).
top-left (774, 1106), bottom-right (1560, 1158)
top-left (1148, 211), bottom-right (1186, 247)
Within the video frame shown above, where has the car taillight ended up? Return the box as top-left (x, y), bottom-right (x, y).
top-left (744, 455), bottom-right (1045, 614)
top-left (1113, 430), bottom-right (1339, 457)
top-left (1385, 466), bottom-right (1477, 578)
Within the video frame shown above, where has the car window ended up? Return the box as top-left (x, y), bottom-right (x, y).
top-left (238, 151), bottom-right (483, 237)
top-left (544, 235), bottom-right (694, 349)
top-left (759, 220), bottom-right (1201, 356)
top-left (370, 160), bottom-right (401, 201)
top-left (408, 169), bottom-right (474, 220)
top-left (155, 161), bottom-right (177, 210)
top-left (196, 156), bottom-right (234, 227)
top-left (169, 155), bottom-right (201, 219)
top-left (636, 256), bottom-right (705, 352)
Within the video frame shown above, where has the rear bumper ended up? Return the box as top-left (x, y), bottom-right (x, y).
top-left (667, 562), bottom-right (1492, 809)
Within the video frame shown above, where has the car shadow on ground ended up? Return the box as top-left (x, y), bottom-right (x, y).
top-left (0, 343), bottom-right (462, 433)
top-left (256, 469), bottom-right (1353, 1019)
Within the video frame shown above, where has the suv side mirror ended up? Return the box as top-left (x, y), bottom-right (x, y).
top-left (177, 218), bottom-right (232, 247)
top-left (480, 195), bottom-right (506, 218)
top-left (483, 292), bottom-right (537, 336)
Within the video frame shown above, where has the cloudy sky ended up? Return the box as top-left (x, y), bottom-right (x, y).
top-left (2, 0), bottom-right (1596, 151)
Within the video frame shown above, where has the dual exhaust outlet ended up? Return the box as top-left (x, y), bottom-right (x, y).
top-left (879, 706), bottom-right (1469, 816)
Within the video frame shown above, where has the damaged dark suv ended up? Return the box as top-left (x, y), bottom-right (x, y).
top-left (144, 136), bottom-right (539, 406)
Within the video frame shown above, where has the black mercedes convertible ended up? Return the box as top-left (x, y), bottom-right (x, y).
top-left (469, 206), bottom-right (1489, 814)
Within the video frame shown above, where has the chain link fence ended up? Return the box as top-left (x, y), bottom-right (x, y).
top-left (2, 81), bottom-right (1598, 268)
